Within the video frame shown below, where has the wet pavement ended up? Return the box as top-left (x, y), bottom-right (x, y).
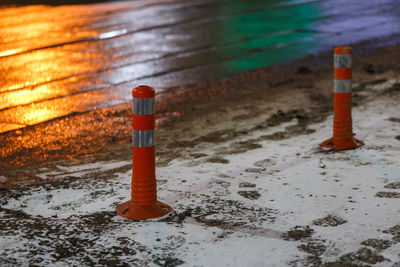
top-left (0, 0), bottom-right (400, 133)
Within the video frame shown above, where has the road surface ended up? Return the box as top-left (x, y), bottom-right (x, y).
top-left (1, 0), bottom-right (400, 133)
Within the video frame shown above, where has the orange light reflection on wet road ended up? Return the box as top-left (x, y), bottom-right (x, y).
top-left (0, 13), bottom-right (109, 131)
top-left (21, 107), bottom-right (55, 126)
top-left (0, 85), bottom-right (49, 110)
top-left (1, 0), bottom-right (400, 135)
top-left (0, 48), bottom-right (24, 57)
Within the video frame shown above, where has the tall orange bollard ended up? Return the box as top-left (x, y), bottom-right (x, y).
top-left (116, 85), bottom-right (173, 219)
top-left (320, 46), bottom-right (364, 150)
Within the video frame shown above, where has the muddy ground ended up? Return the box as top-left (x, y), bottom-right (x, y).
top-left (1, 39), bottom-right (400, 189)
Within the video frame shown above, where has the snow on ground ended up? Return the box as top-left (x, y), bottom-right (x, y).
top-left (1, 95), bottom-right (400, 266)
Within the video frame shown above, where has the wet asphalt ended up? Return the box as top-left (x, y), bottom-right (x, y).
top-left (1, 0), bottom-right (400, 134)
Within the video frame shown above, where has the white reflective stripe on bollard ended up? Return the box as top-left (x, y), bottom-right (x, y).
top-left (133, 97), bottom-right (155, 115)
top-left (133, 130), bottom-right (155, 147)
top-left (334, 79), bottom-right (352, 93)
top-left (334, 54), bottom-right (352, 68)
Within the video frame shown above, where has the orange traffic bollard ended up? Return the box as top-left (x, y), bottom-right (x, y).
top-left (116, 85), bottom-right (173, 219)
top-left (320, 46), bottom-right (364, 150)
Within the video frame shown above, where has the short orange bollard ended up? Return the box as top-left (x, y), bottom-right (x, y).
top-left (116, 85), bottom-right (172, 219)
top-left (320, 46), bottom-right (364, 150)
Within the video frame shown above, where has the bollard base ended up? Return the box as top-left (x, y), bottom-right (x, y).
top-left (320, 137), bottom-right (364, 150)
top-left (116, 200), bottom-right (173, 220)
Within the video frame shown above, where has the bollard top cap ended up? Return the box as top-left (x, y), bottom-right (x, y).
top-left (334, 46), bottom-right (352, 55)
top-left (132, 85), bottom-right (155, 98)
